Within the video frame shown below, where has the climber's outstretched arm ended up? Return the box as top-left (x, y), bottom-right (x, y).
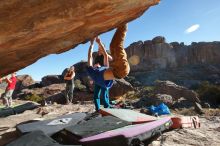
top-left (88, 39), bottom-right (94, 67)
top-left (96, 37), bottom-right (109, 67)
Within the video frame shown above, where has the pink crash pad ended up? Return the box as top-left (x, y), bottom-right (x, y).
top-left (80, 117), bottom-right (172, 146)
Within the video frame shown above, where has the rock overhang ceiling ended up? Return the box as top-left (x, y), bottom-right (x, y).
top-left (0, 0), bottom-right (160, 76)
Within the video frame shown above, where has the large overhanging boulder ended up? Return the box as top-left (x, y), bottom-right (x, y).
top-left (0, 0), bottom-right (160, 76)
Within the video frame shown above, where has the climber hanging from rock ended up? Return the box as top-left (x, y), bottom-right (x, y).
top-left (87, 23), bottom-right (130, 89)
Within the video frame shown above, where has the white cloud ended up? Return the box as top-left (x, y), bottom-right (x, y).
top-left (185, 24), bottom-right (200, 34)
top-left (205, 8), bottom-right (219, 16)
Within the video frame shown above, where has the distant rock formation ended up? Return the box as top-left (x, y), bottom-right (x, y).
top-left (126, 36), bottom-right (220, 87)
top-left (126, 36), bottom-right (220, 71)
top-left (0, 0), bottom-right (160, 76)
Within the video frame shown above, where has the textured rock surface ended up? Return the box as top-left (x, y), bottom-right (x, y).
top-left (154, 81), bottom-right (200, 103)
top-left (20, 83), bottom-right (66, 103)
top-left (134, 94), bottom-right (173, 108)
top-left (126, 36), bottom-right (220, 71)
top-left (126, 36), bottom-right (220, 87)
top-left (110, 79), bottom-right (134, 100)
top-left (15, 75), bottom-right (35, 87)
top-left (154, 81), bottom-right (204, 113)
top-left (41, 75), bottom-right (64, 87)
top-left (13, 75), bottom-right (35, 97)
top-left (150, 116), bottom-right (220, 146)
top-left (153, 94), bottom-right (173, 106)
top-left (0, 0), bottom-right (160, 76)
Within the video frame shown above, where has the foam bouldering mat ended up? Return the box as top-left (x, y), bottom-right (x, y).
top-left (0, 102), bottom-right (38, 117)
top-left (0, 107), bottom-right (15, 117)
top-left (17, 113), bottom-right (87, 136)
top-left (6, 130), bottom-right (81, 146)
top-left (13, 102), bottom-right (38, 114)
top-left (100, 108), bottom-right (157, 124)
top-left (80, 117), bottom-right (173, 146)
top-left (57, 116), bottom-right (131, 144)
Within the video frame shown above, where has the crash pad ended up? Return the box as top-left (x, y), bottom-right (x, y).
top-left (80, 117), bottom-right (172, 146)
top-left (17, 113), bottom-right (87, 136)
top-left (13, 102), bottom-right (38, 114)
top-left (0, 107), bottom-right (14, 117)
top-left (100, 108), bottom-right (157, 124)
top-left (0, 102), bottom-right (38, 117)
top-left (6, 130), bottom-right (81, 146)
top-left (58, 116), bottom-right (131, 144)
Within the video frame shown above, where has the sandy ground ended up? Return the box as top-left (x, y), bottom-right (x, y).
top-left (0, 100), bottom-right (220, 146)
top-left (149, 116), bottom-right (220, 146)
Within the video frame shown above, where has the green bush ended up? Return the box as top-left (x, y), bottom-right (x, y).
top-left (197, 82), bottom-right (220, 105)
top-left (143, 86), bottom-right (155, 92)
top-left (25, 94), bottom-right (44, 102)
top-left (123, 91), bottom-right (138, 99)
top-left (74, 79), bottom-right (87, 91)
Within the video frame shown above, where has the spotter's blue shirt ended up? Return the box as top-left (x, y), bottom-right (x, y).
top-left (87, 66), bottom-right (113, 89)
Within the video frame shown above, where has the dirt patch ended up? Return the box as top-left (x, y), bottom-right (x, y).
top-left (149, 116), bottom-right (220, 146)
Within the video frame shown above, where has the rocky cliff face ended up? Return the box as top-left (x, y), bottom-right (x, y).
top-left (126, 36), bottom-right (220, 71)
top-left (126, 36), bottom-right (220, 87)
top-left (0, 0), bottom-right (160, 76)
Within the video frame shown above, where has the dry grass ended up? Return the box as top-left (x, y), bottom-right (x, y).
top-left (203, 108), bottom-right (220, 117)
top-left (0, 88), bottom-right (4, 94)
top-left (171, 108), bottom-right (220, 116)
top-left (123, 86), bottom-right (155, 100)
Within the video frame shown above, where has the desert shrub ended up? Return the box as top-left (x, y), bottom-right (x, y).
top-left (123, 91), bottom-right (138, 99)
top-left (25, 94), bottom-right (44, 102)
top-left (197, 82), bottom-right (220, 106)
top-left (154, 79), bottom-right (162, 84)
top-left (143, 86), bottom-right (155, 92)
top-left (141, 86), bottom-right (155, 97)
top-left (74, 79), bottom-right (87, 92)
top-left (0, 88), bottom-right (4, 95)
top-left (124, 85), bottom-right (155, 100)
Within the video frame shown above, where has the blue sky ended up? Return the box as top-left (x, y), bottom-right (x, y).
top-left (17, 0), bottom-right (220, 81)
